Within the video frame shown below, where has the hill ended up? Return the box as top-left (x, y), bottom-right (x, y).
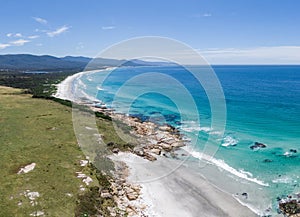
top-left (0, 54), bottom-right (176, 72)
top-left (0, 54), bottom-right (85, 71)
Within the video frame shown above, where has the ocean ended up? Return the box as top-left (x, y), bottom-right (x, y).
top-left (73, 65), bottom-right (300, 216)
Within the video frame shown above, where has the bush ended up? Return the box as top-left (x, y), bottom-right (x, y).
top-left (95, 111), bottom-right (112, 121)
top-left (75, 186), bottom-right (101, 217)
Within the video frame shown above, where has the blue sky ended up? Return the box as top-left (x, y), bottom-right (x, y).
top-left (1, 0), bottom-right (300, 64)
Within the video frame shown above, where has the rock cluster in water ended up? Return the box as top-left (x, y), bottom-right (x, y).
top-left (250, 142), bottom-right (267, 150)
top-left (111, 113), bottom-right (186, 161)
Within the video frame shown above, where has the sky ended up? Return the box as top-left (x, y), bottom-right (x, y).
top-left (1, 0), bottom-right (300, 64)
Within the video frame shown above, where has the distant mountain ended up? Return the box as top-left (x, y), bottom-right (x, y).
top-left (61, 56), bottom-right (92, 63)
top-left (0, 54), bottom-right (177, 72)
top-left (0, 54), bottom-right (86, 71)
top-left (87, 57), bottom-right (126, 68)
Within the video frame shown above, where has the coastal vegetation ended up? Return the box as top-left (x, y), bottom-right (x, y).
top-left (0, 86), bottom-right (84, 216)
top-left (0, 70), bottom-right (74, 97)
top-left (0, 86), bottom-right (127, 216)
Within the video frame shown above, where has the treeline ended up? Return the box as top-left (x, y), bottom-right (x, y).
top-left (0, 70), bottom-right (75, 97)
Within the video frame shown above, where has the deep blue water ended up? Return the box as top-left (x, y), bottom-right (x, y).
top-left (74, 65), bottom-right (300, 215)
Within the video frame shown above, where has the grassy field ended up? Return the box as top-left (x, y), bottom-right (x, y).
top-left (0, 86), bottom-right (99, 216)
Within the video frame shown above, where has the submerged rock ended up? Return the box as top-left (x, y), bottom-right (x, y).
top-left (290, 149), bottom-right (297, 153)
top-left (241, 192), bottom-right (248, 199)
top-left (250, 142), bottom-right (267, 150)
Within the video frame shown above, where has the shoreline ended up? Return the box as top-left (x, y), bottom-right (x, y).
top-left (55, 69), bottom-right (259, 217)
top-left (53, 67), bottom-right (116, 102)
top-left (110, 152), bottom-right (258, 217)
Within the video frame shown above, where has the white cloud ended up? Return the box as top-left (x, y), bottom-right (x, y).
top-left (199, 46), bottom-right (300, 64)
top-left (35, 29), bottom-right (48, 33)
top-left (28, 35), bottom-right (40, 39)
top-left (0, 43), bottom-right (11, 49)
top-left (102, 26), bottom-right (116, 30)
top-left (33, 17), bottom-right (48, 25)
top-left (10, 39), bottom-right (30, 46)
top-left (6, 33), bottom-right (22, 38)
top-left (0, 39), bottom-right (30, 50)
top-left (203, 13), bottom-right (212, 17)
top-left (15, 33), bottom-right (22, 37)
top-left (47, 25), bottom-right (70, 37)
top-left (191, 13), bottom-right (212, 18)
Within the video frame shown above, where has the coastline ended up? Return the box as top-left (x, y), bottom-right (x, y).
top-left (53, 67), bottom-right (116, 102)
top-left (55, 69), bottom-right (259, 217)
top-left (110, 152), bottom-right (257, 217)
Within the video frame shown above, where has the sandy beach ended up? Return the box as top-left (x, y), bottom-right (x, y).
top-left (111, 152), bottom-right (257, 217)
top-left (55, 70), bottom-right (258, 217)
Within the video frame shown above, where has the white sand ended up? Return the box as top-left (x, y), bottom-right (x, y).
top-left (54, 68), bottom-right (116, 102)
top-left (53, 71), bottom-right (86, 101)
top-left (111, 153), bottom-right (257, 217)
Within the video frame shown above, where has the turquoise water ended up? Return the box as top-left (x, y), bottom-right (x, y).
top-left (75, 65), bottom-right (300, 215)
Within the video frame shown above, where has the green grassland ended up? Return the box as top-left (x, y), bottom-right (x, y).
top-left (0, 86), bottom-right (131, 216)
top-left (0, 86), bottom-right (89, 216)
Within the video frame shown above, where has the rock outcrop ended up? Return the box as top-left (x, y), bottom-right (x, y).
top-left (250, 142), bottom-right (267, 150)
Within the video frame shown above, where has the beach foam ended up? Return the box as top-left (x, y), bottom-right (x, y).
top-left (183, 146), bottom-right (269, 187)
top-left (54, 69), bottom-right (110, 102)
top-left (221, 135), bottom-right (238, 147)
top-left (233, 196), bottom-right (272, 217)
top-left (272, 176), bottom-right (295, 184)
